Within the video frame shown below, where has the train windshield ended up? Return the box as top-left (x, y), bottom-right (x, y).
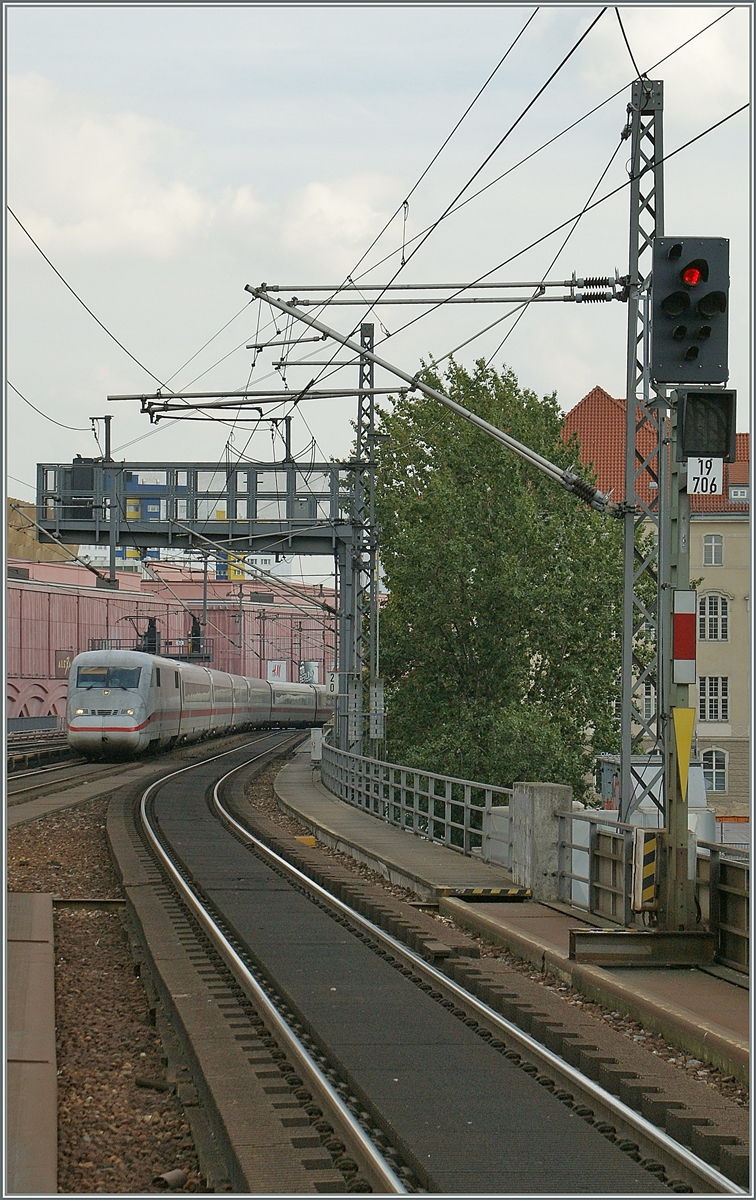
top-left (77, 666), bottom-right (142, 689)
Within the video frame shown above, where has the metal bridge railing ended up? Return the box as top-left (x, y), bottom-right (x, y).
top-left (560, 813), bottom-right (749, 972)
top-left (696, 842), bottom-right (749, 973)
top-left (558, 810), bottom-right (636, 926)
top-left (321, 741), bottom-right (512, 857)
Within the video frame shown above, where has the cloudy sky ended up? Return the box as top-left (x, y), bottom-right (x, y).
top-left (5, 4), bottom-right (751, 525)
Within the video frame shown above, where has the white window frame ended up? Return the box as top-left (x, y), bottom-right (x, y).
top-left (698, 593), bottom-right (729, 641)
top-left (703, 534), bottom-right (723, 567)
top-left (699, 676), bottom-right (729, 722)
top-left (702, 747), bottom-right (727, 793)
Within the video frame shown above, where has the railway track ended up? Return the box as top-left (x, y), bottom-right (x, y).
top-left (7, 730), bottom-right (74, 771)
top-left (114, 738), bottom-right (746, 1195)
top-left (7, 759), bottom-right (112, 802)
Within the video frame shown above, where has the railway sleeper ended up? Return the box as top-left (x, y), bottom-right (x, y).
top-left (223, 774), bottom-right (750, 1188)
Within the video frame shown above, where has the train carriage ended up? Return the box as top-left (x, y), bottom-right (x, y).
top-left (66, 649), bottom-right (332, 758)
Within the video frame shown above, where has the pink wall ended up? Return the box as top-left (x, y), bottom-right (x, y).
top-left (7, 560), bottom-right (336, 718)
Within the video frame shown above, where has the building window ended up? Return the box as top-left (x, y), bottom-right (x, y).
top-left (699, 676), bottom-right (729, 722)
top-left (728, 485), bottom-right (749, 502)
top-left (643, 681), bottom-right (655, 721)
top-left (699, 595), bottom-right (729, 641)
top-left (702, 748), bottom-right (727, 793)
top-left (703, 534), bottom-right (723, 566)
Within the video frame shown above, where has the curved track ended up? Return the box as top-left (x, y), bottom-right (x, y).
top-left (136, 742), bottom-right (745, 1195)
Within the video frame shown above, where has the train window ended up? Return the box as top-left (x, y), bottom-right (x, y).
top-left (77, 666), bottom-right (108, 688)
top-left (77, 666), bottom-right (141, 688)
top-left (175, 671), bottom-right (180, 688)
top-left (155, 668), bottom-right (161, 688)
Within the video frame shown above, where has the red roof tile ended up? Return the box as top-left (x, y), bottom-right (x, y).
top-left (563, 388), bottom-right (749, 514)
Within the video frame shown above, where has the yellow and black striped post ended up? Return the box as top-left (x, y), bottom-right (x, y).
top-left (632, 828), bottom-right (658, 912)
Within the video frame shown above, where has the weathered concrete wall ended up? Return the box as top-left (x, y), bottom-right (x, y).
top-left (511, 782), bottom-right (572, 900)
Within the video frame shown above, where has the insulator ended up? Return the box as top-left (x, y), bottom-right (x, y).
top-left (581, 291), bottom-right (612, 302)
top-left (581, 276), bottom-right (613, 287)
top-left (569, 478), bottom-right (599, 503)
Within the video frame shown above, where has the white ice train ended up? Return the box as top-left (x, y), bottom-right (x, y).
top-left (66, 649), bottom-right (334, 759)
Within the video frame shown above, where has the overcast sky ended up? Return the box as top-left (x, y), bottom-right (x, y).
top-left (5, 4), bottom-right (752, 521)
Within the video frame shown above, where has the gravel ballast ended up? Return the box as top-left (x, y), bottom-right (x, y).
top-left (8, 754), bottom-right (748, 1195)
top-left (8, 797), bottom-right (203, 1194)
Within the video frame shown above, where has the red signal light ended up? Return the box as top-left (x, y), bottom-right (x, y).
top-left (681, 266), bottom-right (702, 286)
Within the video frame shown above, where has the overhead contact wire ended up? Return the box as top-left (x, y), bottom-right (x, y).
top-left (277, 8), bottom-right (607, 413)
top-left (367, 102), bottom-right (749, 348)
top-left (348, 7), bottom-right (735, 285)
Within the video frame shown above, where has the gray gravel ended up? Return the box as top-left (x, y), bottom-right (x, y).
top-left (8, 797), bottom-right (204, 1193)
top-left (8, 755), bottom-right (746, 1195)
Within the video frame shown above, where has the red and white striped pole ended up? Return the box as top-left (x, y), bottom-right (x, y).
top-left (672, 590), bottom-right (696, 685)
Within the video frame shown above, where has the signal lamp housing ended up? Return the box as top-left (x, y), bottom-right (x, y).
top-left (651, 237), bottom-right (729, 384)
top-left (676, 388), bottom-right (737, 462)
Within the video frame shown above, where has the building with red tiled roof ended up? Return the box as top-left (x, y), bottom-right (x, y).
top-left (564, 387), bottom-right (750, 816)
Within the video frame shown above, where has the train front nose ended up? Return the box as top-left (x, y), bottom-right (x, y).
top-left (67, 704), bottom-right (143, 756)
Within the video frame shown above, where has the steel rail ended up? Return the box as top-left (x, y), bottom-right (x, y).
top-left (211, 759), bottom-right (746, 1197)
top-left (8, 761), bottom-right (91, 783)
top-left (138, 736), bottom-right (407, 1196)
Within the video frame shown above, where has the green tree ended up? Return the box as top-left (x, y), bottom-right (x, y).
top-left (374, 358), bottom-right (623, 799)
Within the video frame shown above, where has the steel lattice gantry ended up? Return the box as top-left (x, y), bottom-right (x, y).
top-left (35, 458), bottom-right (365, 739)
top-left (620, 78), bottom-right (667, 822)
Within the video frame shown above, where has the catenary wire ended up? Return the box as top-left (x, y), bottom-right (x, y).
top-left (400, 134), bottom-right (627, 451)
top-left (344, 9), bottom-right (539, 282)
top-left (361, 102), bottom-right (749, 350)
top-left (484, 134), bottom-right (626, 366)
top-left (347, 7), bottom-right (735, 285)
top-left (269, 98), bottom-right (746, 406)
top-left (8, 382), bottom-right (90, 431)
top-left (614, 7), bottom-right (645, 84)
top-left (7, 207), bottom-right (169, 388)
top-left (372, 8), bottom-right (608, 289)
top-left (271, 8), bottom-right (609, 423)
top-left (163, 300), bottom-right (256, 387)
top-left (7, 206), bottom-right (278, 443)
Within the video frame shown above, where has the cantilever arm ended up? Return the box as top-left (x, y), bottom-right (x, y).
top-left (244, 285), bottom-right (619, 517)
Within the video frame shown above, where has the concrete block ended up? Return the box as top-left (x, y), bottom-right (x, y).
top-left (511, 782), bottom-right (572, 900)
top-left (718, 1143), bottom-right (749, 1188)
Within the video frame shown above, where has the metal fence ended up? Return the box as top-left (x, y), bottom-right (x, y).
top-left (560, 812), bottom-right (749, 972)
top-left (697, 842), bottom-right (749, 973)
top-left (321, 742), bottom-right (511, 856)
top-left (558, 810), bottom-right (635, 925)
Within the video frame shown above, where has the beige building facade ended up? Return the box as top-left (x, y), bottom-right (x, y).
top-left (564, 388), bottom-right (750, 817)
top-left (691, 511), bottom-right (750, 815)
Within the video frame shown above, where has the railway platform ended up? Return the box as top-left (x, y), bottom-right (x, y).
top-left (275, 747), bottom-right (750, 1083)
top-left (6, 893), bottom-right (58, 1195)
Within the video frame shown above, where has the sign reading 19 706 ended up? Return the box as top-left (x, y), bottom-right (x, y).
top-left (689, 457), bottom-right (723, 495)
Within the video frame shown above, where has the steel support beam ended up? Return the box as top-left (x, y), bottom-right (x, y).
top-left (620, 80), bottom-right (666, 823)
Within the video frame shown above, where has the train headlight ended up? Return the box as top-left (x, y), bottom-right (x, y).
top-left (126, 708), bottom-right (135, 716)
top-left (75, 708), bottom-right (85, 716)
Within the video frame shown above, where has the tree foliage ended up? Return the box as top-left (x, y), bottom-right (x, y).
top-left (374, 359), bottom-right (623, 798)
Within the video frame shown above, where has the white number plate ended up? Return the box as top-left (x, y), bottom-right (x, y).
top-left (689, 457), bottom-right (723, 496)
